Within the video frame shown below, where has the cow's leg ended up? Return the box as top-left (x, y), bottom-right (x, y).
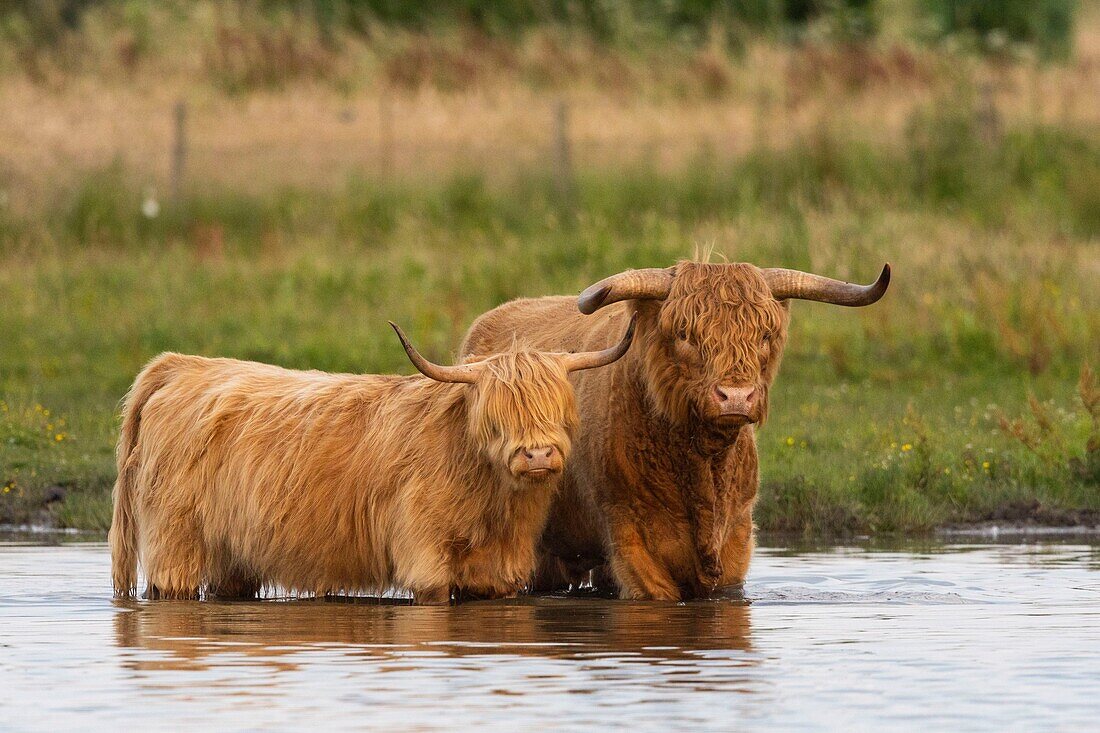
top-left (714, 430), bottom-right (759, 593)
top-left (606, 521), bottom-right (680, 601)
top-left (590, 563), bottom-right (619, 596)
top-left (682, 472), bottom-right (722, 596)
top-left (528, 554), bottom-right (577, 593)
top-left (413, 585), bottom-right (452, 606)
top-left (143, 575), bottom-right (202, 600)
top-left (529, 481), bottom-right (597, 593)
top-left (207, 574), bottom-right (261, 600)
top-left (717, 510), bottom-right (755, 591)
top-left (141, 515), bottom-right (205, 600)
top-left (453, 586), bottom-right (518, 603)
top-left (205, 544), bottom-right (260, 599)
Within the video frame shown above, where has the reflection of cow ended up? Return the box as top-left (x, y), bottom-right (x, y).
top-left (110, 319), bottom-right (634, 604)
top-left (112, 596), bottom-right (753, 672)
top-left (462, 261), bottom-right (890, 599)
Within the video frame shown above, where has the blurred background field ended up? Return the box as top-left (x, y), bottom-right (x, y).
top-left (0, 0), bottom-right (1097, 533)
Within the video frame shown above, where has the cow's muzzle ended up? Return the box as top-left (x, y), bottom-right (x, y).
top-left (713, 385), bottom-right (758, 424)
top-left (510, 446), bottom-right (564, 480)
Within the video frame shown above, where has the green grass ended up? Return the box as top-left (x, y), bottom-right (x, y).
top-left (756, 375), bottom-right (1099, 534)
top-left (0, 109), bottom-right (1097, 534)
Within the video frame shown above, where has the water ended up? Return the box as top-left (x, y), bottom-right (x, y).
top-left (2, 536), bottom-right (1098, 731)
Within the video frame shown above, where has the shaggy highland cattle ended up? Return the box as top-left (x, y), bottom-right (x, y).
top-left (461, 261), bottom-right (890, 600)
top-left (109, 316), bottom-right (636, 604)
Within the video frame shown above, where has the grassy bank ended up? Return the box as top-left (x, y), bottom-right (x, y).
top-left (1, 103), bottom-right (1097, 533)
top-left (1, 1), bottom-right (1097, 534)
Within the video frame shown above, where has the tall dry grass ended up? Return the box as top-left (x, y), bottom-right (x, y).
top-left (1, 3), bottom-right (1098, 211)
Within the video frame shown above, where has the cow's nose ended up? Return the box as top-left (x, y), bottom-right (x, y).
top-left (522, 446), bottom-right (561, 474)
top-left (714, 385), bottom-right (756, 417)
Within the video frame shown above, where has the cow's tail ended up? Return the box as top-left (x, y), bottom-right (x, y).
top-left (110, 353), bottom-right (181, 597)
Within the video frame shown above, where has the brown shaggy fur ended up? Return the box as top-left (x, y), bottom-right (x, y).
top-left (461, 261), bottom-right (792, 600)
top-left (109, 348), bottom-right (585, 604)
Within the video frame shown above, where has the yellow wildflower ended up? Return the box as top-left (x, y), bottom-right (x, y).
top-left (902, 443), bottom-right (913, 452)
top-left (785, 436), bottom-right (795, 446)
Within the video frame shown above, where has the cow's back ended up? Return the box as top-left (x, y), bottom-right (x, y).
top-left (128, 355), bottom-right (412, 594)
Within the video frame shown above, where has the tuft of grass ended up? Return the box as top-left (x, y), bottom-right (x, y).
top-left (53, 486), bottom-right (112, 531)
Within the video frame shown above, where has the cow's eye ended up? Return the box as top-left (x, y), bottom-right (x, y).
top-left (762, 332), bottom-right (772, 343)
top-left (677, 329), bottom-right (688, 341)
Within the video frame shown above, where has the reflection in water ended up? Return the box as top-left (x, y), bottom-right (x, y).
top-left (113, 596), bottom-right (754, 674)
top-left (5, 538), bottom-right (1100, 731)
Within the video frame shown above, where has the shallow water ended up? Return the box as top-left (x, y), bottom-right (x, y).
top-left (1, 537), bottom-right (1098, 731)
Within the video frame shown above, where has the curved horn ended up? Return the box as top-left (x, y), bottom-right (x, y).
top-left (763, 263), bottom-right (891, 306)
top-left (559, 313), bottom-right (638, 373)
top-left (389, 322), bottom-right (483, 384)
top-left (577, 268), bottom-right (675, 315)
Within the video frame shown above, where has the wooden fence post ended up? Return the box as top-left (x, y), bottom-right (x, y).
top-left (171, 100), bottom-right (187, 202)
top-left (976, 81), bottom-right (1001, 145)
top-left (554, 99), bottom-right (576, 215)
top-left (379, 90), bottom-right (395, 178)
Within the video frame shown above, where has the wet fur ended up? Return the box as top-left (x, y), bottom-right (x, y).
top-left (461, 262), bottom-right (790, 600)
top-left (109, 350), bottom-right (578, 603)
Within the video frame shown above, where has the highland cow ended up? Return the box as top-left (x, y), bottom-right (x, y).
top-left (109, 317), bottom-right (635, 604)
top-left (461, 261), bottom-right (889, 600)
